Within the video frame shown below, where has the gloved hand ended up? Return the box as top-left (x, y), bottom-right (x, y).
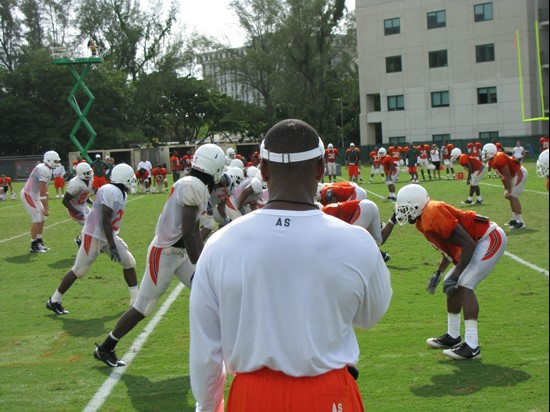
top-left (109, 245), bottom-right (121, 262)
top-left (442, 275), bottom-right (459, 296)
top-left (426, 270), bottom-right (442, 294)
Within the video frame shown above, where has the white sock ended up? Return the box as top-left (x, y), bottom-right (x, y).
top-left (36, 234), bottom-right (42, 240)
top-left (390, 192), bottom-right (395, 198)
top-left (129, 286), bottom-right (139, 306)
top-left (464, 319), bottom-right (479, 348)
top-left (447, 312), bottom-right (461, 338)
top-left (467, 196), bottom-right (473, 201)
top-left (477, 196), bottom-right (482, 201)
top-left (51, 290), bottom-right (63, 303)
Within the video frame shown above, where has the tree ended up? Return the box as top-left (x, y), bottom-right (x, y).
top-left (0, 0), bottom-right (22, 71)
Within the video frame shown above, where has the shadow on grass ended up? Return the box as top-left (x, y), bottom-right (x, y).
top-left (95, 369), bottom-right (194, 411)
top-left (504, 228), bottom-right (536, 236)
top-left (47, 258), bottom-right (75, 269)
top-left (411, 360), bottom-right (530, 397)
top-left (4, 253), bottom-right (34, 264)
top-left (53, 312), bottom-right (124, 337)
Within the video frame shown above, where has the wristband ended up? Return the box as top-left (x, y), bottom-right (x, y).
top-left (39, 195), bottom-right (48, 200)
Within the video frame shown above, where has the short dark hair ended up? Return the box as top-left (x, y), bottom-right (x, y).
top-left (264, 119), bottom-right (320, 154)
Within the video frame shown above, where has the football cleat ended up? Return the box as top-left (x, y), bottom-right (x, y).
top-left (475, 200), bottom-right (483, 204)
top-left (30, 243), bottom-right (46, 253)
top-left (443, 342), bottom-right (481, 360)
top-left (94, 345), bottom-right (126, 367)
top-left (74, 236), bottom-right (82, 248)
top-left (462, 200), bottom-right (473, 204)
top-left (510, 221), bottom-right (525, 229)
top-left (46, 298), bottom-right (69, 315)
top-left (381, 251), bottom-right (391, 263)
top-left (505, 219), bottom-right (518, 227)
top-left (36, 239), bottom-right (50, 251)
top-left (426, 333), bottom-right (461, 349)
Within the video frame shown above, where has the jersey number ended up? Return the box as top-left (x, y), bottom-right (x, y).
top-left (77, 192), bottom-right (88, 205)
top-left (112, 210), bottom-right (124, 231)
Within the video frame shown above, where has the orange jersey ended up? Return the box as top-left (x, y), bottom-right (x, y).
top-left (370, 151), bottom-right (382, 166)
top-left (488, 152), bottom-right (521, 177)
top-left (470, 146), bottom-right (481, 158)
top-left (458, 154), bottom-right (483, 172)
top-left (416, 201), bottom-right (491, 264)
top-left (419, 148), bottom-right (429, 159)
top-left (540, 137), bottom-right (549, 151)
top-left (135, 170), bottom-right (149, 180)
top-left (442, 144), bottom-right (453, 160)
top-left (152, 168), bottom-right (167, 183)
top-left (0, 176), bottom-right (12, 186)
top-left (324, 148), bottom-right (339, 163)
top-left (320, 182), bottom-right (357, 204)
top-left (382, 155), bottom-right (396, 175)
top-left (170, 155), bottom-right (180, 170)
top-left (322, 199), bottom-right (361, 223)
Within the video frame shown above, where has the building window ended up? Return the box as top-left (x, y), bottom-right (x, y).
top-left (476, 44), bottom-right (495, 62)
top-left (389, 136), bottom-right (407, 144)
top-left (432, 134), bottom-right (451, 143)
top-left (367, 94), bottom-right (381, 112)
top-left (386, 55), bottom-right (402, 73)
top-left (431, 91), bottom-right (450, 107)
top-left (479, 131), bottom-right (499, 139)
top-left (387, 95), bottom-right (404, 111)
top-left (384, 18), bottom-right (400, 35)
top-left (427, 10), bottom-right (446, 29)
top-left (474, 2), bottom-right (493, 22)
top-left (477, 87), bottom-right (497, 104)
top-left (429, 50), bottom-right (448, 68)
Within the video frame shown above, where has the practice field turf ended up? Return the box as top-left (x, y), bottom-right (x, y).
top-left (0, 161), bottom-right (548, 411)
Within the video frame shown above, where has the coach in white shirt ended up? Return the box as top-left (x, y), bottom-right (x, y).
top-left (512, 141), bottom-right (526, 163)
top-left (189, 119), bottom-right (392, 412)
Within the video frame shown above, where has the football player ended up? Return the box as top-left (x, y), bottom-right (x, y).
top-left (345, 143), bottom-right (360, 183)
top-left (151, 164), bottom-right (168, 193)
top-left (482, 143), bottom-right (528, 229)
top-left (457, 152), bottom-right (485, 204)
top-left (21, 150), bottom-right (60, 253)
top-left (395, 184), bottom-right (507, 360)
top-left (62, 162), bottom-right (94, 248)
top-left (405, 143), bottom-right (419, 183)
top-left (0, 174), bottom-right (15, 201)
top-left (200, 171), bottom-right (233, 240)
top-left (368, 148), bottom-right (385, 183)
top-left (52, 162), bottom-right (66, 198)
top-left (441, 141), bottom-right (455, 179)
top-left (45, 164), bottom-right (139, 315)
top-left (540, 136), bottom-right (549, 152)
top-left (430, 144), bottom-right (442, 180)
top-left (380, 148), bottom-right (398, 201)
top-left (324, 143), bottom-right (339, 183)
top-left (93, 144), bottom-right (226, 368)
top-left (317, 181), bottom-right (368, 206)
top-left (135, 168), bottom-right (150, 193)
top-left (225, 147), bottom-right (236, 166)
top-left (536, 149), bottom-right (549, 191)
top-left (225, 170), bottom-right (263, 221)
top-left (418, 144), bottom-right (432, 181)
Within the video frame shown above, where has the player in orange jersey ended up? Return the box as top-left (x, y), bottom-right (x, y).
top-left (151, 164), bottom-right (168, 193)
top-left (379, 148), bottom-right (398, 201)
top-left (368, 148), bottom-right (385, 183)
top-left (418, 144), bottom-right (432, 181)
top-left (482, 143), bottom-right (528, 229)
top-left (135, 168), bottom-right (150, 193)
top-left (317, 181), bottom-right (367, 205)
top-left (458, 154), bottom-right (485, 204)
top-left (395, 184), bottom-right (506, 360)
top-left (0, 174), bottom-right (15, 201)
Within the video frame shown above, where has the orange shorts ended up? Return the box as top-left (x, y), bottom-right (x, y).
top-left (92, 175), bottom-right (106, 190)
top-left (408, 166), bottom-right (417, 173)
top-left (54, 176), bottom-right (65, 189)
top-left (227, 367), bottom-right (364, 412)
top-left (348, 165), bottom-right (359, 178)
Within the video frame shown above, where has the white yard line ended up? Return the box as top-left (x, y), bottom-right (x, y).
top-left (504, 251), bottom-right (549, 276)
top-left (0, 203), bottom-right (24, 210)
top-left (480, 182), bottom-right (548, 195)
top-left (83, 283), bottom-right (185, 412)
top-left (0, 196), bottom-right (145, 244)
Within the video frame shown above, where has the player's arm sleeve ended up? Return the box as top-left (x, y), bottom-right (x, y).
top-left (190, 252), bottom-right (226, 412)
top-left (353, 252), bottom-right (392, 330)
top-left (365, 202), bottom-right (383, 246)
top-left (38, 166), bottom-right (51, 183)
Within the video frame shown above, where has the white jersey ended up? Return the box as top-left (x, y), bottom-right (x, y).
top-left (152, 176), bottom-right (209, 248)
top-left (52, 164), bottom-right (66, 178)
top-left (137, 160), bottom-right (152, 173)
top-left (210, 186), bottom-right (230, 208)
top-left (83, 184), bottom-right (127, 241)
top-left (23, 163), bottom-right (52, 198)
top-left (190, 209), bottom-right (392, 410)
top-left (430, 149), bottom-right (440, 162)
top-left (66, 176), bottom-right (92, 214)
top-left (229, 177), bottom-right (263, 206)
top-left (512, 146), bottom-right (525, 160)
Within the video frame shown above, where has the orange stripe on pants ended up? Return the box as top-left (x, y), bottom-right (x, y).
top-left (227, 367), bottom-right (364, 412)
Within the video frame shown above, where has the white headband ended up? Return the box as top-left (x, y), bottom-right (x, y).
top-left (260, 138), bottom-right (325, 163)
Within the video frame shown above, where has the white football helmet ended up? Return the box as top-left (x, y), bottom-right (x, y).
top-left (481, 143), bottom-right (497, 161)
top-left (246, 166), bottom-right (260, 179)
top-left (43, 151), bottom-right (61, 169)
top-left (226, 147), bottom-right (236, 159)
top-left (328, 143), bottom-right (334, 149)
top-left (76, 162), bottom-right (94, 181)
top-left (229, 167), bottom-right (244, 187)
top-left (378, 148), bottom-right (387, 157)
top-left (229, 158), bottom-right (244, 170)
top-left (219, 171), bottom-right (232, 188)
top-left (395, 184), bottom-right (430, 226)
top-left (110, 163), bottom-right (136, 190)
top-left (192, 144), bottom-right (226, 183)
top-left (536, 149), bottom-right (549, 178)
top-left (450, 148), bottom-right (462, 160)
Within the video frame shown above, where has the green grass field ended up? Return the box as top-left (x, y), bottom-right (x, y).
top-left (0, 161), bottom-right (548, 411)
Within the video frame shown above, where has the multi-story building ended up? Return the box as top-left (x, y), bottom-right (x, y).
top-left (357, 0), bottom-right (549, 146)
top-left (199, 48), bottom-right (262, 105)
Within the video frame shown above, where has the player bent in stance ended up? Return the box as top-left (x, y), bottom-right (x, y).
top-left (317, 180), bottom-right (367, 206)
top-left (536, 149), bottom-right (549, 191)
top-left (380, 148), bottom-right (398, 201)
top-left (453, 149), bottom-right (485, 205)
top-left (322, 199), bottom-right (396, 263)
top-left (395, 184), bottom-right (506, 360)
top-left (45, 164), bottom-right (139, 316)
top-left (0, 174), bottom-right (15, 201)
top-left (21, 150), bottom-right (61, 253)
top-left (62, 163), bottom-right (94, 248)
top-left (482, 143), bottom-right (528, 229)
top-left (93, 144), bottom-right (226, 367)
top-left (190, 120), bottom-right (391, 411)
top-left (225, 171), bottom-right (263, 221)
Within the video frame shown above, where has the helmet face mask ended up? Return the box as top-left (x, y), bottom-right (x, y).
top-left (76, 163), bottom-right (94, 181)
top-left (536, 149), bottom-right (549, 178)
top-left (378, 148), bottom-right (387, 157)
top-left (450, 148), bottom-right (462, 161)
top-left (44, 151), bottom-right (61, 169)
top-left (481, 143), bottom-right (497, 161)
top-left (394, 184), bottom-right (430, 226)
top-left (328, 143), bottom-right (334, 149)
top-left (226, 148), bottom-right (236, 159)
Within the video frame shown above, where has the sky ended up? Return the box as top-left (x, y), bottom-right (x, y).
top-left (170, 0), bottom-right (356, 48)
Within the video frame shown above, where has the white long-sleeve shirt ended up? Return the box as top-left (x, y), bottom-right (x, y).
top-left (189, 208), bottom-right (392, 411)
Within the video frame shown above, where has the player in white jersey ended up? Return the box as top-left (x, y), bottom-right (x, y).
top-left (93, 144), bottom-right (226, 367)
top-left (62, 162), bottom-right (94, 248)
top-left (190, 119), bottom-right (392, 411)
top-left (225, 176), bottom-right (263, 221)
top-left (21, 150), bottom-right (60, 253)
top-left (45, 164), bottom-right (139, 316)
top-left (200, 172), bottom-right (233, 240)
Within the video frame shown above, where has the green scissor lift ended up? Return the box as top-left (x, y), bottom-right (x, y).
top-left (52, 47), bottom-right (103, 163)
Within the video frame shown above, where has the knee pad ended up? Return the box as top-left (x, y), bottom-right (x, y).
top-left (72, 263), bottom-right (91, 279)
top-left (133, 296), bottom-right (159, 317)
